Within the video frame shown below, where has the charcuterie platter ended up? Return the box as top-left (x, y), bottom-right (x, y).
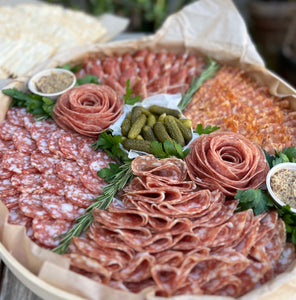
top-left (0, 0), bottom-right (296, 299)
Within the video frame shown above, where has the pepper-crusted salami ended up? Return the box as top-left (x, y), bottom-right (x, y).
top-left (52, 84), bottom-right (123, 137)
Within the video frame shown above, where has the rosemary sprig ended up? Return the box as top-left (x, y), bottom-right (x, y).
top-left (52, 161), bottom-right (133, 254)
top-left (178, 58), bottom-right (220, 112)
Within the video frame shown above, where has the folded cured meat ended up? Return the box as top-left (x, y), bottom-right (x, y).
top-left (53, 84), bottom-right (123, 137)
top-left (65, 154), bottom-right (293, 297)
top-left (185, 131), bottom-right (270, 196)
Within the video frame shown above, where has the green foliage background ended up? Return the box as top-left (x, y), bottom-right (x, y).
top-left (42, 0), bottom-right (195, 32)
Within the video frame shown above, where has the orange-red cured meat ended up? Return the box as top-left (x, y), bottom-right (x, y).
top-left (6, 107), bottom-right (27, 127)
top-left (0, 178), bottom-right (19, 197)
top-left (52, 84), bottom-right (123, 137)
top-left (58, 132), bottom-right (82, 160)
top-left (0, 139), bottom-right (14, 157)
top-left (40, 173), bottom-right (65, 196)
top-left (31, 150), bottom-right (60, 175)
top-left (11, 173), bottom-right (45, 194)
top-left (185, 131), bottom-right (269, 196)
top-left (55, 159), bottom-right (81, 183)
top-left (47, 130), bottom-right (66, 158)
top-left (18, 193), bottom-right (48, 219)
top-left (8, 206), bottom-right (32, 227)
top-left (13, 129), bottom-right (36, 155)
top-left (1, 193), bottom-right (20, 209)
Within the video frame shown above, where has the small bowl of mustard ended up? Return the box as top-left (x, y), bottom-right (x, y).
top-left (28, 68), bottom-right (76, 100)
top-left (266, 162), bottom-right (296, 213)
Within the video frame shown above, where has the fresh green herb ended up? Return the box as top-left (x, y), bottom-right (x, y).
top-left (76, 75), bottom-right (99, 86)
top-left (275, 205), bottom-right (296, 248)
top-left (178, 58), bottom-right (219, 112)
top-left (91, 131), bottom-right (129, 163)
top-left (235, 189), bottom-right (274, 215)
top-left (124, 79), bottom-right (141, 105)
top-left (194, 124), bottom-right (220, 135)
top-left (2, 88), bottom-right (55, 120)
top-left (53, 161), bottom-right (133, 254)
top-left (151, 140), bottom-right (190, 159)
top-left (53, 131), bottom-right (134, 254)
top-left (60, 63), bottom-right (83, 73)
top-left (264, 146), bottom-right (296, 168)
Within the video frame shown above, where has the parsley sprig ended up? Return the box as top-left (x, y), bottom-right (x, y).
top-left (194, 124), bottom-right (220, 135)
top-left (151, 140), bottom-right (190, 159)
top-left (124, 79), bottom-right (141, 105)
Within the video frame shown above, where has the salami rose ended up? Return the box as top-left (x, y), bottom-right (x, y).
top-left (185, 131), bottom-right (269, 196)
top-left (52, 84), bottom-right (123, 137)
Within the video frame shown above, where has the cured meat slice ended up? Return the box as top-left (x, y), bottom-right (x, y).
top-left (0, 139), bottom-right (14, 157)
top-left (2, 150), bottom-right (36, 174)
top-left (65, 183), bottom-right (96, 208)
top-left (42, 193), bottom-right (85, 221)
top-left (185, 131), bottom-right (270, 196)
top-left (32, 217), bottom-right (73, 248)
top-left (48, 130), bottom-right (66, 157)
top-left (88, 151), bottom-right (113, 178)
top-left (23, 114), bottom-right (35, 131)
top-left (80, 167), bottom-right (106, 194)
top-left (40, 173), bottom-right (65, 196)
top-left (66, 253), bottom-right (111, 284)
top-left (56, 159), bottom-right (81, 183)
top-left (12, 129), bottom-right (36, 154)
top-left (77, 138), bottom-right (96, 162)
top-left (52, 84), bottom-right (123, 137)
top-left (0, 121), bottom-right (21, 140)
top-left (31, 150), bottom-right (60, 174)
top-left (8, 206), bottom-right (32, 227)
top-left (0, 178), bottom-right (19, 197)
top-left (36, 133), bottom-right (52, 155)
top-left (11, 173), bottom-right (45, 194)
top-left (112, 253), bottom-right (155, 282)
top-left (0, 160), bottom-right (13, 179)
top-left (58, 133), bottom-right (82, 160)
top-left (30, 120), bottom-right (58, 141)
top-left (18, 193), bottom-right (48, 219)
top-left (6, 107), bottom-right (27, 127)
top-left (1, 193), bottom-right (20, 209)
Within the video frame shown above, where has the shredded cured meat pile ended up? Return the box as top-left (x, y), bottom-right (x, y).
top-left (78, 48), bottom-right (295, 153)
top-left (53, 84), bottom-right (123, 137)
top-left (185, 131), bottom-right (270, 196)
top-left (66, 155), bottom-right (295, 297)
top-left (0, 107), bottom-right (114, 248)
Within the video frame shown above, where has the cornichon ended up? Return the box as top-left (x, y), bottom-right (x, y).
top-left (164, 115), bottom-right (185, 146)
top-left (180, 118), bottom-right (192, 129)
top-left (153, 121), bottom-right (173, 143)
top-left (175, 118), bottom-right (193, 143)
top-left (142, 125), bottom-right (157, 141)
top-left (122, 139), bottom-right (153, 154)
top-left (121, 118), bottom-right (131, 136)
top-left (149, 105), bottom-right (181, 119)
top-left (128, 113), bottom-right (147, 139)
top-left (131, 106), bottom-right (144, 124)
top-left (147, 114), bottom-right (156, 127)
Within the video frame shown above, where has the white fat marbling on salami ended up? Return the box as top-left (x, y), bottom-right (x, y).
top-left (56, 159), bottom-right (81, 182)
top-left (0, 121), bottom-right (21, 141)
top-left (80, 167), bottom-right (106, 194)
top-left (18, 193), bottom-right (48, 219)
top-left (40, 173), bottom-right (66, 196)
top-left (30, 120), bottom-right (58, 141)
top-left (13, 129), bottom-right (36, 154)
top-left (11, 173), bottom-right (45, 194)
top-left (8, 206), bottom-right (32, 227)
top-left (2, 150), bottom-right (36, 174)
top-left (31, 150), bottom-right (60, 174)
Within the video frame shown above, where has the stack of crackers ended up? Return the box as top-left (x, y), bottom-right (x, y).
top-left (0, 2), bottom-right (107, 79)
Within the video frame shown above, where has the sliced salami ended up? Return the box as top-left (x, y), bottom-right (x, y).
top-left (6, 107), bottom-right (26, 127)
top-left (0, 160), bottom-right (13, 179)
top-left (80, 167), bottom-right (106, 194)
top-left (48, 130), bottom-right (66, 158)
top-left (13, 129), bottom-right (36, 154)
top-left (65, 182), bottom-right (97, 208)
top-left (58, 133), bottom-right (82, 160)
top-left (77, 138), bottom-right (97, 161)
top-left (40, 173), bottom-right (65, 196)
top-left (88, 151), bottom-right (113, 178)
top-left (42, 193), bottom-right (85, 221)
top-left (31, 150), bottom-right (60, 174)
top-left (36, 133), bottom-right (52, 155)
top-left (0, 139), bottom-right (14, 157)
top-left (0, 178), bottom-right (19, 197)
top-left (11, 173), bottom-right (45, 194)
top-left (30, 120), bottom-right (58, 141)
top-left (1, 193), bottom-right (20, 209)
top-left (0, 121), bottom-right (21, 141)
top-left (18, 193), bottom-right (48, 219)
top-left (23, 114), bottom-right (35, 131)
top-left (8, 206), bottom-right (32, 227)
top-left (56, 159), bottom-right (81, 183)
top-left (2, 150), bottom-right (37, 174)
top-left (32, 217), bottom-right (73, 248)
